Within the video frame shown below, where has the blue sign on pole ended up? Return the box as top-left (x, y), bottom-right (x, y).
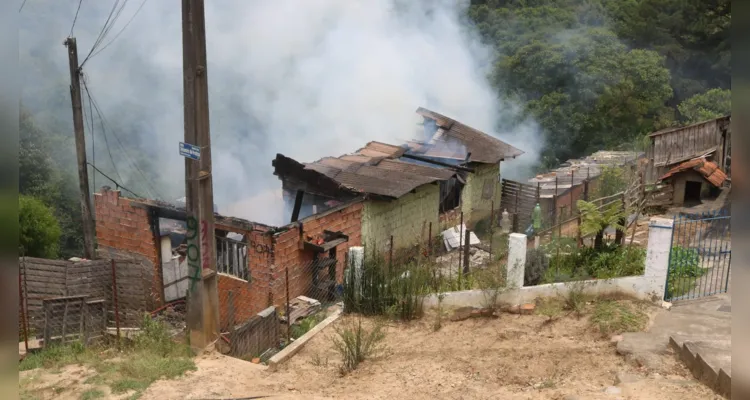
top-left (179, 142), bottom-right (201, 160)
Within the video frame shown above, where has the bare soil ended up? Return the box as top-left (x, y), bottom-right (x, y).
top-left (21, 303), bottom-right (721, 400)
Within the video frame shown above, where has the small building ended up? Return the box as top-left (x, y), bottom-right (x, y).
top-left (658, 158), bottom-right (728, 206)
top-left (526, 150), bottom-right (642, 221)
top-left (644, 115), bottom-right (730, 184)
top-left (273, 107), bottom-right (523, 251)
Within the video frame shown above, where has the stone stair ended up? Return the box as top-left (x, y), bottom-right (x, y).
top-left (616, 294), bottom-right (731, 398)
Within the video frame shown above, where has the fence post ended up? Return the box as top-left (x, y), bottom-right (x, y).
top-left (615, 192), bottom-right (626, 245)
top-left (19, 272), bottom-right (28, 353)
top-left (646, 217), bottom-right (674, 301)
top-left (507, 233), bottom-right (527, 302)
top-left (428, 222), bottom-right (432, 257)
top-left (489, 200), bottom-right (494, 260)
top-left (110, 259), bottom-right (121, 346)
top-left (285, 268), bottom-right (291, 345)
top-left (458, 212), bottom-right (464, 276)
top-left (389, 235), bottom-right (394, 273)
top-left (463, 228), bottom-right (470, 276)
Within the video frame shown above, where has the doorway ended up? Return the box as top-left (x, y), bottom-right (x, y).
top-left (683, 181), bottom-right (703, 205)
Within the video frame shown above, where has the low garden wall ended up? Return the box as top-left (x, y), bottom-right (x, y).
top-left (423, 217), bottom-right (674, 308)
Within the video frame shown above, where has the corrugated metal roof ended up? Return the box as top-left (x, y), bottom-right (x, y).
top-left (415, 107), bottom-right (524, 163)
top-left (659, 158), bottom-right (727, 188)
top-left (298, 141), bottom-right (455, 199)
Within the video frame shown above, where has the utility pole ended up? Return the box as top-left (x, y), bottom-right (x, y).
top-left (64, 37), bottom-right (96, 260)
top-left (182, 0), bottom-right (219, 350)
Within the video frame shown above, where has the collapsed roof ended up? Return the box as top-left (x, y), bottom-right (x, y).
top-left (273, 107), bottom-right (524, 200)
top-left (412, 107), bottom-right (524, 164)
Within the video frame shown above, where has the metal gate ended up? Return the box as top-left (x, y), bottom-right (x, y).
top-left (664, 208), bottom-right (731, 302)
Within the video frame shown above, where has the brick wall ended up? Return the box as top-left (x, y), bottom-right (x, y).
top-left (461, 163), bottom-right (501, 228)
top-left (215, 224), bottom-right (274, 330)
top-left (271, 201), bottom-right (363, 307)
top-left (361, 184), bottom-right (438, 252)
top-left (94, 188), bottom-right (364, 332)
top-left (94, 188), bottom-right (162, 304)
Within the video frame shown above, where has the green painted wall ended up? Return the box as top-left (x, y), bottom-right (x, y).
top-left (361, 184), bottom-right (439, 253)
top-left (461, 163), bottom-right (501, 227)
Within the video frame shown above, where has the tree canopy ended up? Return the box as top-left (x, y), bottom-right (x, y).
top-left (19, 194), bottom-right (62, 258)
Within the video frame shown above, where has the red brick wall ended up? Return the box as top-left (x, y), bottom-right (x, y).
top-left (94, 188), bottom-right (162, 304)
top-left (215, 224), bottom-right (274, 330)
top-left (271, 201), bottom-right (363, 307)
top-left (94, 189), bottom-right (364, 331)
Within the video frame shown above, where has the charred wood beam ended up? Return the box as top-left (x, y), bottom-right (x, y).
top-left (290, 190), bottom-right (305, 223)
top-left (400, 153), bottom-right (475, 173)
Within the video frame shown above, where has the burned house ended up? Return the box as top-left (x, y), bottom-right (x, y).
top-left (273, 107), bottom-right (523, 251)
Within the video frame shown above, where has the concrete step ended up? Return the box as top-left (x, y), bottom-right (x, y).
top-left (669, 335), bottom-right (731, 398)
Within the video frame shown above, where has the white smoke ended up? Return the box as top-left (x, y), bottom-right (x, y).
top-left (20, 0), bottom-right (542, 226)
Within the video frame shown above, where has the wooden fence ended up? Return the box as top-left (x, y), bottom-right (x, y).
top-left (500, 179), bottom-right (539, 232)
top-left (20, 255), bottom-right (154, 341)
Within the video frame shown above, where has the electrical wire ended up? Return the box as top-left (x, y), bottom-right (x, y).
top-left (18, 0), bottom-right (28, 13)
top-left (69, 0), bottom-right (84, 37)
top-left (89, 0), bottom-right (149, 59)
top-left (87, 162), bottom-right (142, 198)
top-left (82, 78), bottom-right (166, 200)
top-left (83, 73), bottom-right (127, 194)
top-left (80, 0), bottom-right (129, 68)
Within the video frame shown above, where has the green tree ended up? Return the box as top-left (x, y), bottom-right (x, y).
top-left (677, 88), bottom-right (731, 124)
top-left (19, 195), bottom-right (62, 258)
top-left (577, 199), bottom-right (627, 250)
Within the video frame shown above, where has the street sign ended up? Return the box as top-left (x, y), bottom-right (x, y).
top-left (179, 142), bottom-right (201, 160)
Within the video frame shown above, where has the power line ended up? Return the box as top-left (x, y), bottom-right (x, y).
top-left (18, 0), bottom-right (28, 12)
top-left (69, 0), bottom-right (84, 37)
top-left (80, 0), bottom-right (129, 68)
top-left (89, 0), bottom-right (149, 59)
top-left (82, 78), bottom-right (166, 200)
top-left (87, 162), bottom-right (142, 198)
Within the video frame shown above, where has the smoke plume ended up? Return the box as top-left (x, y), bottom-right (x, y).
top-left (20, 0), bottom-right (542, 226)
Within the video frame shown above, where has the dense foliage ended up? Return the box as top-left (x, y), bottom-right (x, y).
top-left (468, 0), bottom-right (730, 169)
top-left (19, 195), bottom-right (62, 258)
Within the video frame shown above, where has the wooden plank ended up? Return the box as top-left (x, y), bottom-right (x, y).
top-left (23, 257), bottom-right (70, 267)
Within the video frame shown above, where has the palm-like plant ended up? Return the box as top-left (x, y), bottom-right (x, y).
top-left (577, 199), bottom-right (627, 249)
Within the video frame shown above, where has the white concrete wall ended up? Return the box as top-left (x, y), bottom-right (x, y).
top-left (424, 217), bottom-right (674, 308)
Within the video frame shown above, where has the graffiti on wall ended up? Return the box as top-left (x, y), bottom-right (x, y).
top-left (186, 216), bottom-right (201, 290)
top-left (248, 237), bottom-right (272, 254)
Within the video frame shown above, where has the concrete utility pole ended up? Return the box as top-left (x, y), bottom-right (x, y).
top-left (64, 37), bottom-right (96, 260)
top-left (182, 0), bottom-right (220, 350)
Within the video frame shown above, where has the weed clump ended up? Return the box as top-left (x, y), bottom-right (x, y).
top-left (331, 318), bottom-right (386, 375)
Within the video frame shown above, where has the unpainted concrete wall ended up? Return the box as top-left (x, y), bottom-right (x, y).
top-left (461, 163), bottom-right (501, 227)
top-left (361, 184), bottom-right (438, 252)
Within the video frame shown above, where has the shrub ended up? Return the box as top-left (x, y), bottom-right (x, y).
top-left (19, 194), bottom-right (61, 258)
top-left (524, 248), bottom-right (550, 286)
top-left (343, 254), bottom-right (430, 321)
top-left (331, 319), bottom-right (386, 375)
top-left (666, 246), bottom-right (704, 299)
top-left (291, 313), bottom-right (325, 339)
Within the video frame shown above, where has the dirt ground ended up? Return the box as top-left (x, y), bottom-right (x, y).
top-left (21, 304), bottom-right (721, 400)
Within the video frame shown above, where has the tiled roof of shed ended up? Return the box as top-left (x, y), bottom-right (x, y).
top-left (414, 107), bottom-right (524, 164)
top-left (659, 158), bottom-right (727, 188)
top-left (300, 141), bottom-right (456, 199)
